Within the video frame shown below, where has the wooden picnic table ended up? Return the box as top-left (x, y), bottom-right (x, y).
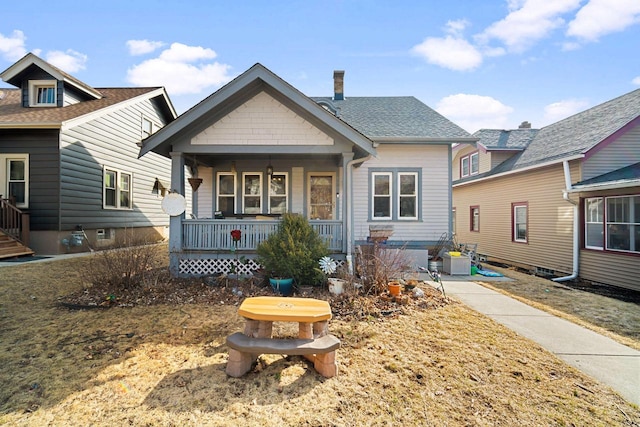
top-left (226, 296), bottom-right (339, 378)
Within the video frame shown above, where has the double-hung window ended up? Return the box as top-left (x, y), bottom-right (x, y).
top-left (29, 80), bottom-right (57, 106)
top-left (460, 152), bottom-right (479, 178)
top-left (269, 173), bottom-right (288, 214)
top-left (371, 170), bottom-right (419, 220)
top-left (470, 206), bottom-right (480, 232)
top-left (142, 117), bottom-right (154, 138)
top-left (585, 197), bottom-right (604, 249)
top-left (217, 172), bottom-right (236, 216)
top-left (512, 203), bottom-right (528, 243)
top-left (103, 168), bottom-right (132, 209)
top-left (242, 173), bottom-right (262, 214)
top-left (2, 155), bottom-right (29, 208)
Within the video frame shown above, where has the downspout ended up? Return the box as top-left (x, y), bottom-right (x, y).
top-left (345, 155), bottom-right (372, 272)
top-left (553, 160), bottom-right (579, 282)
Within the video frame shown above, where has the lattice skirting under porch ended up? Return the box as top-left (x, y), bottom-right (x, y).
top-left (179, 258), bottom-right (262, 276)
top-left (178, 258), bottom-right (346, 277)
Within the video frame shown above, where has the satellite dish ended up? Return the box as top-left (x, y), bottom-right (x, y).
top-left (161, 193), bottom-right (186, 216)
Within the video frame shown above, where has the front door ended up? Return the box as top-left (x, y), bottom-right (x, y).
top-left (308, 174), bottom-right (335, 220)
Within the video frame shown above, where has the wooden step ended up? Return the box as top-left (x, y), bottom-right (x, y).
top-left (0, 230), bottom-right (35, 259)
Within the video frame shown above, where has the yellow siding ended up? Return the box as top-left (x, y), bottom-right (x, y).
top-left (580, 250), bottom-right (640, 292)
top-left (453, 163), bottom-right (580, 274)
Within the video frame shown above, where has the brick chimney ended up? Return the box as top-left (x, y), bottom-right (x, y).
top-left (333, 70), bottom-right (344, 101)
top-left (519, 121), bottom-right (532, 129)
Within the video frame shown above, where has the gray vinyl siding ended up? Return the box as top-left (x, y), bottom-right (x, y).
top-left (582, 124), bottom-right (640, 181)
top-left (0, 129), bottom-right (60, 230)
top-left (352, 144), bottom-right (450, 245)
top-left (59, 98), bottom-right (172, 231)
top-left (490, 151), bottom-right (516, 169)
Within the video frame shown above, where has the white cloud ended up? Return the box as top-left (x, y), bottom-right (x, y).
top-left (478, 0), bottom-right (582, 52)
top-left (436, 94), bottom-right (514, 133)
top-left (445, 19), bottom-right (470, 37)
top-left (632, 76), bottom-right (640, 85)
top-left (543, 98), bottom-right (590, 122)
top-left (411, 36), bottom-right (483, 71)
top-left (126, 39), bottom-right (165, 56)
top-left (567, 0), bottom-right (640, 41)
top-left (126, 43), bottom-right (232, 95)
top-left (45, 50), bottom-right (87, 73)
top-left (0, 30), bottom-right (27, 62)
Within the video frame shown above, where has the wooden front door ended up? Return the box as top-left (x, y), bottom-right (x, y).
top-left (308, 174), bottom-right (335, 220)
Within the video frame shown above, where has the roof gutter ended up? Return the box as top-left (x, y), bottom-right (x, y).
top-left (553, 160), bottom-right (579, 282)
top-left (568, 179), bottom-right (640, 193)
top-left (345, 155), bottom-right (372, 272)
top-left (453, 154), bottom-right (585, 188)
top-left (373, 136), bottom-right (477, 144)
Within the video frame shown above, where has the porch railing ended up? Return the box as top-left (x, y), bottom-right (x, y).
top-left (0, 197), bottom-right (30, 245)
top-left (182, 219), bottom-right (343, 252)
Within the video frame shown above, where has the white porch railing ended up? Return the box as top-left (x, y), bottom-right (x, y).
top-left (182, 219), bottom-right (343, 252)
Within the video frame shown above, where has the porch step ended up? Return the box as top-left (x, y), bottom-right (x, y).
top-left (0, 232), bottom-right (35, 259)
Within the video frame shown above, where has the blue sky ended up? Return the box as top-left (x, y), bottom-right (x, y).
top-left (1, 0), bottom-right (639, 133)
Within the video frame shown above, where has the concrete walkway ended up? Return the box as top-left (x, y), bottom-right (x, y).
top-left (425, 276), bottom-right (640, 406)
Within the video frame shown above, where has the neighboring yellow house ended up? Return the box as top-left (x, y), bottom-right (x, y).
top-left (452, 89), bottom-right (640, 292)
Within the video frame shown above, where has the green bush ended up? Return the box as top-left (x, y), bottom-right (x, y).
top-left (256, 213), bottom-right (329, 286)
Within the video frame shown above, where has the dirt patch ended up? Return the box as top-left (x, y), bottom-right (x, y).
top-left (0, 253), bottom-right (638, 426)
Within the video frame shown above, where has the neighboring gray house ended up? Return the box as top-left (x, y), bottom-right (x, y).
top-left (139, 64), bottom-right (475, 277)
top-left (453, 89), bottom-right (640, 291)
top-left (0, 53), bottom-right (177, 256)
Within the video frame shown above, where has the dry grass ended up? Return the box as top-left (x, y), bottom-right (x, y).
top-left (0, 254), bottom-right (638, 426)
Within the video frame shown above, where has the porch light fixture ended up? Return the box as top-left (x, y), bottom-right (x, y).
top-left (266, 156), bottom-right (273, 176)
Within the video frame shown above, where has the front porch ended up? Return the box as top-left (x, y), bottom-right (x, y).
top-left (175, 218), bottom-right (344, 276)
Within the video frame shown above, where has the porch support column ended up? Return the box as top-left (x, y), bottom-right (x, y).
top-left (169, 151), bottom-right (185, 276)
top-left (341, 152), bottom-right (354, 255)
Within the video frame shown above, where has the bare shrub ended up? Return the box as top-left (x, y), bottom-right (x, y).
top-left (82, 236), bottom-right (162, 290)
top-left (355, 242), bottom-right (411, 294)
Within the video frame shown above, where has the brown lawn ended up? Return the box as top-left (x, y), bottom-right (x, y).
top-left (0, 251), bottom-right (638, 426)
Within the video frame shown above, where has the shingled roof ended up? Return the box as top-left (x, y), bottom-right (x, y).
top-left (0, 87), bottom-right (164, 127)
top-left (514, 88), bottom-right (640, 169)
top-left (471, 128), bottom-right (538, 151)
top-left (311, 96), bottom-right (472, 141)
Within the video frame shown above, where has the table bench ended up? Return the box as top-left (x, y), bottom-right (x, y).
top-left (226, 296), bottom-right (340, 378)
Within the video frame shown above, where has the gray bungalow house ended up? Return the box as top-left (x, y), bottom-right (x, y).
top-left (0, 53), bottom-right (176, 256)
top-left (139, 64), bottom-right (474, 277)
top-left (453, 89), bottom-right (640, 291)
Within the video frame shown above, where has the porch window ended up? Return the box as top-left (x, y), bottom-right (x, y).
top-left (2, 155), bottom-right (29, 208)
top-left (242, 173), bottom-right (262, 214)
top-left (103, 167), bottom-right (132, 209)
top-left (512, 203), bottom-right (527, 243)
top-left (269, 173), bottom-right (288, 214)
top-left (217, 172), bottom-right (236, 216)
top-left (585, 197), bottom-right (604, 249)
top-left (606, 195), bottom-right (639, 253)
top-left (398, 172), bottom-right (417, 219)
top-left (372, 172), bottom-right (392, 219)
top-left (29, 80), bottom-right (57, 106)
top-left (470, 206), bottom-right (479, 232)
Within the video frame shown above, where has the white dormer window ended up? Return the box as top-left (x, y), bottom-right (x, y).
top-left (29, 80), bottom-right (57, 106)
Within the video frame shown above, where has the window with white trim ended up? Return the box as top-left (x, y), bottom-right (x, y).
top-left (606, 195), bottom-right (639, 253)
top-left (269, 173), bottom-right (288, 214)
top-left (28, 80), bottom-right (57, 107)
top-left (585, 197), bottom-right (604, 249)
top-left (103, 168), bottom-right (132, 209)
top-left (371, 170), bottom-right (420, 221)
top-left (142, 117), bottom-right (154, 138)
top-left (372, 172), bottom-right (392, 219)
top-left (242, 173), bottom-right (262, 214)
top-left (398, 172), bottom-right (417, 219)
top-left (513, 203), bottom-right (527, 243)
top-left (217, 172), bottom-right (236, 216)
top-left (2, 155), bottom-right (29, 208)
top-left (460, 152), bottom-right (479, 178)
